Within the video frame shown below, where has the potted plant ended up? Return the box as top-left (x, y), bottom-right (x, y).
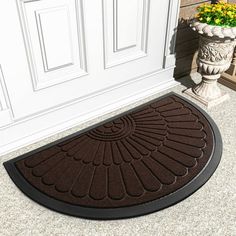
top-left (185, 1), bottom-right (236, 107)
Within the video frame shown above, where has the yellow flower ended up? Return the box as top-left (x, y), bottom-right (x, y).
top-left (215, 18), bottom-right (221, 24)
top-left (204, 8), bottom-right (211, 13)
top-left (196, 1), bottom-right (236, 27)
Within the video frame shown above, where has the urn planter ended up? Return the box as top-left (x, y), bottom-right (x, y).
top-left (185, 20), bottom-right (236, 108)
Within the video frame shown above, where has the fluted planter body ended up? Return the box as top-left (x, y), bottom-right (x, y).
top-left (185, 21), bottom-right (236, 107)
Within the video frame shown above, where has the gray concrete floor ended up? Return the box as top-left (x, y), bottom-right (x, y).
top-left (0, 73), bottom-right (235, 236)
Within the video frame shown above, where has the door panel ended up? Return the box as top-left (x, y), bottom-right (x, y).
top-left (103, 0), bottom-right (149, 68)
top-left (1, 0), bottom-right (171, 119)
top-left (115, 0), bottom-right (138, 50)
top-left (36, 7), bottom-right (74, 71)
top-left (18, 0), bottom-right (87, 90)
top-left (100, 0), bottom-right (169, 81)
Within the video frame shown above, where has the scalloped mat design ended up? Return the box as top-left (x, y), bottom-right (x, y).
top-left (4, 94), bottom-right (222, 219)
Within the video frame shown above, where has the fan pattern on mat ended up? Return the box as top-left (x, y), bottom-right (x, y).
top-left (16, 95), bottom-right (212, 207)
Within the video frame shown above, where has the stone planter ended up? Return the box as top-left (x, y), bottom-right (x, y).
top-left (184, 20), bottom-right (236, 107)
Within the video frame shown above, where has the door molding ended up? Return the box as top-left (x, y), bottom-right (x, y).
top-left (164, 0), bottom-right (180, 68)
top-left (0, 65), bottom-right (12, 127)
top-left (16, 0), bottom-right (88, 91)
top-left (102, 0), bottom-right (150, 69)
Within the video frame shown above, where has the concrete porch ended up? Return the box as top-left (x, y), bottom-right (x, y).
top-left (0, 73), bottom-right (235, 236)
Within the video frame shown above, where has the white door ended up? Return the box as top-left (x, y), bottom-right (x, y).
top-left (0, 0), bottom-right (171, 119)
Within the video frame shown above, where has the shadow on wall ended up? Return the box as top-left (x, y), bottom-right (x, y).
top-left (174, 17), bottom-right (199, 85)
top-left (174, 0), bottom-right (220, 80)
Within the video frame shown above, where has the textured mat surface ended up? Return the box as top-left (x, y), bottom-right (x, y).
top-left (4, 93), bottom-right (222, 219)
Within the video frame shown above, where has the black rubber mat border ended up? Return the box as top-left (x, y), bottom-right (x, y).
top-left (3, 92), bottom-right (222, 220)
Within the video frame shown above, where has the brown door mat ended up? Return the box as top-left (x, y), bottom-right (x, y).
top-left (4, 93), bottom-right (222, 220)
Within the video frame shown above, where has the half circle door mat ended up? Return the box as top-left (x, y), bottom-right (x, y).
top-left (4, 93), bottom-right (222, 220)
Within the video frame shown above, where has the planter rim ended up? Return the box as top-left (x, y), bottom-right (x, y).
top-left (190, 19), bottom-right (236, 39)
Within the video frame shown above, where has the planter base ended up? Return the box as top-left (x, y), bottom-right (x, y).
top-left (184, 88), bottom-right (229, 108)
